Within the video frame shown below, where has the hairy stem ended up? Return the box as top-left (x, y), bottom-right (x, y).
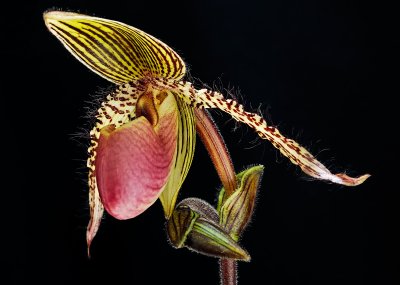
top-left (219, 259), bottom-right (237, 285)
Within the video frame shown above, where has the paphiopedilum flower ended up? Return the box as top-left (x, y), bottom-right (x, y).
top-left (43, 11), bottom-right (369, 254)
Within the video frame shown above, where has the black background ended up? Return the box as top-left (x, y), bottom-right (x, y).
top-left (4, 1), bottom-right (397, 284)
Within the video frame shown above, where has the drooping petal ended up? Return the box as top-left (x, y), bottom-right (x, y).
top-left (159, 95), bottom-right (196, 218)
top-left (43, 11), bottom-right (186, 84)
top-left (87, 83), bottom-right (141, 253)
top-left (169, 81), bottom-right (370, 186)
top-left (95, 92), bottom-right (178, 219)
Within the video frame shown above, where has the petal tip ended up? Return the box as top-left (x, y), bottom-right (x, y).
top-left (243, 253), bottom-right (251, 262)
top-left (43, 10), bottom-right (59, 25)
top-left (335, 173), bottom-right (371, 186)
top-left (43, 10), bottom-right (78, 20)
top-left (86, 231), bottom-right (93, 258)
top-left (86, 214), bottom-right (102, 258)
top-left (43, 10), bottom-right (81, 28)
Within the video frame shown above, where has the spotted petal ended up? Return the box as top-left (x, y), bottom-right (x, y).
top-left (171, 82), bottom-right (370, 186)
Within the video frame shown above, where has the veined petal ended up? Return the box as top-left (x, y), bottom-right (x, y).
top-left (95, 92), bottom-right (178, 219)
top-left (159, 95), bottom-right (196, 218)
top-left (43, 11), bottom-right (186, 84)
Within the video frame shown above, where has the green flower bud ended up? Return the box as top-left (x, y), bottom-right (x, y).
top-left (167, 198), bottom-right (250, 261)
top-left (219, 165), bottom-right (264, 241)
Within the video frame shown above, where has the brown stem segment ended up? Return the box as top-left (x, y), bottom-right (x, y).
top-left (194, 109), bottom-right (239, 285)
top-left (194, 108), bottom-right (237, 195)
top-left (219, 259), bottom-right (237, 285)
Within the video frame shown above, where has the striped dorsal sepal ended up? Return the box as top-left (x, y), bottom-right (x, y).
top-left (44, 11), bottom-right (186, 84)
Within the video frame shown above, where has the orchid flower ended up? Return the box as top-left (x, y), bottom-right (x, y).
top-left (43, 11), bottom-right (369, 254)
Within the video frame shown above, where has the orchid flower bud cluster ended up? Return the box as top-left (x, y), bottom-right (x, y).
top-left (168, 165), bottom-right (264, 261)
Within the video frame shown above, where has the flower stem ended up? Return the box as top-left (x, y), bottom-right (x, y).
top-left (219, 259), bottom-right (237, 285)
top-left (195, 108), bottom-right (238, 284)
top-left (194, 108), bottom-right (237, 195)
